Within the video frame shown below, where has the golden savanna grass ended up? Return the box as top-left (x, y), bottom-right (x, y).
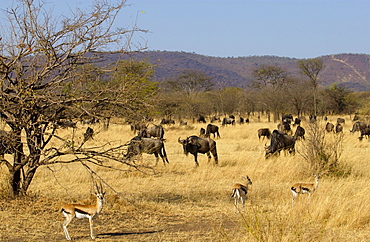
top-left (1, 115), bottom-right (370, 241)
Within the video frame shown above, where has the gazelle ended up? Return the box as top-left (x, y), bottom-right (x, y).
top-left (291, 173), bottom-right (321, 207)
top-left (231, 175), bottom-right (252, 212)
top-left (61, 182), bottom-right (106, 240)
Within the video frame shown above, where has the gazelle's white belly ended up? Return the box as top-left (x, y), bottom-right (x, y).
top-left (75, 211), bottom-right (90, 219)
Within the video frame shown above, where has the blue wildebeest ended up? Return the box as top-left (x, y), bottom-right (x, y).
top-left (197, 116), bottom-right (206, 123)
top-left (277, 121), bottom-right (292, 135)
top-left (124, 136), bottom-right (169, 165)
top-left (350, 121), bottom-right (369, 135)
top-left (335, 123), bottom-right (343, 133)
top-left (138, 125), bottom-right (165, 140)
top-left (293, 126), bottom-right (305, 140)
top-left (205, 124), bottom-right (220, 138)
top-left (359, 127), bottom-right (370, 141)
top-left (257, 128), bottom-right (271, 140)
top-left (199, 128), bottom-right (206, 137)
top-left (282, 114), bottom-right (293, 123)
top-left (325, 122), bottom-right (335, 132)
top-left (160, 118), bottom-right (175, 125)
top-left (222, 117), bottom-right (235, 126)
top-left (178, 136), bottom-right (218, 167)
top-left (265, 130), bottom-right (296, 158)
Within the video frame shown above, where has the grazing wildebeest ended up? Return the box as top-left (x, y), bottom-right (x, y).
top-left (350, 121), bottom-right (369, 134)
top-left (257, 128), bottom-right (271, 140)
top-left (335, 123), bottom-right (343, 133)
top-left (124, 136), bottom-right (169, 165)
top-left (337, 118), bottom-right (345, 124)
top-left (282, 114), bottom-right (293, 123)
top-left (293, 118), bottom-right (301, 126)
top-left (199, 128), bottom-right (206, 137)
top-left (265, 130), bottom-right (296, 158)
top-left (178, 136), bottom-right (218, 167)
top-left (222, 117), bottom-right (235, 126)
top-left (210, 116), bottom-right (220, 123)
top-left (130, 122), bottom-right (146, 134)
top-left (138, 125), bottom-right (165, 140)
top-left (160, 118), bottom-right (175, 125)
top-left (238, 117), bottom-right (244, 124)
top-left (57, 120), bottom-right (77, 129)
top-left (205, 124), bottom-right (220, 138)
top-left (359, 128), bottom-right (370, 141)
top-left (309, 115), bottom-right (317, 122)
top-left (293, 126), bottom-right (305, 140)
top-left (197, 116), bottom-right (206, 123)
top-left (277, 121), bottom-right (291, 134)
top-left (325, 122), bottom-right (334, 132)
top-left (0, 130), bottom-right (15, 158)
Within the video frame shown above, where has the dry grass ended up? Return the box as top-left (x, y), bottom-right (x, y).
top-left (1, 115), bottom-right (370, 241)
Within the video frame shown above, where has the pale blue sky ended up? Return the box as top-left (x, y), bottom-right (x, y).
top-left (5, 0), bottom-right (370, 58)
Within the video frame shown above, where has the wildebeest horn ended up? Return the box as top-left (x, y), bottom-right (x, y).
top-left (178, 137), bottom-right (182, 144)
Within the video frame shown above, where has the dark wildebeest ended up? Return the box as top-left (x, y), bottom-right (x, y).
top-left (282, 114), bottom-right (293, 123)
top-left (210, 116), bottom-right (220, 123)
top-left (265, 130), bottom-right (296, 158)
top-left (130, 122), bottom-right (146, 134)
top-left (359, 128), bottom-right (370, 141)
top-left (178, 136), bottom-right (218, 167)
top-left (293, 118), bottom-right (301, 126)
top-left (205, 124), bottom-right (220, 138)
top-left (222, 117), bottom-right (235, 126)
top-left (257, 128), bottom-right (271, 140)
top-left (197, 116), bottom-right (206, 123)
top-left (335, 123), bottom-right (343, 133)
top-left (199, 128), bottom-right (206, 137)
top-left (238, 117), bottom-right (244, 124)
top-left (57, 120), bottom-right (77, 129)
top-left (353, 115), bottom-right (360, 121)
top-left (138, 125), bottom-right (165, 140)
top-left (277, 121), bottom-right (291, 135)
top-left (293, 126), bottom-right (305, 140)
top-left (160, 118), bottom-right (175, 125)
top-left (0, 130), bottom-right (15, 159)
top-left (325, 122), bottom-right (335, 132)
top-left (350, 121), bottom-right (369, 134)
top-left (309, 115), bottom-right (317, 122)
top-left (337, 118), bottom-right (345, 125)
top-left (124, 136), bottom-right (169, 165)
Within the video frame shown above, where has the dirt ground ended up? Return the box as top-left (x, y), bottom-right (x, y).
top-left (0, 197), bottom-right (243, 241)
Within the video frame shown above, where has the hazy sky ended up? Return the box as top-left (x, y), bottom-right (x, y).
top-left (9, 0), bottom-right (370, 59)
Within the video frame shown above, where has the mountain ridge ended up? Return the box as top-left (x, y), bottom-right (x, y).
top-left (92, 51), bottom-right (370, 91)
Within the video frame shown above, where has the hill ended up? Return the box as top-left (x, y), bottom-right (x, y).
top-left (89, 51), bottom-right (370, 92)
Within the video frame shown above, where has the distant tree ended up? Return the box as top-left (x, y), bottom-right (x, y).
top-left (297, 58), bottom-right (325, 116)
top-left (323, 83), bottom-right (358, 114)
top-left (161, 70), bottom-right (213, 96)
top-left (285, 78), bottom-right (313, 117)
top-left (251, 65), bottom-right (288, 121)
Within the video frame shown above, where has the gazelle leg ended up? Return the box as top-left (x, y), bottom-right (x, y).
top-left (89, 217), bottom-right (95, 239)
top-left (292, 192), bottom-right (298, 207)
top-left (62, 216), bottom-right (73, 240)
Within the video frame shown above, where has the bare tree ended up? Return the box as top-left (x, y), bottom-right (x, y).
top-left (0, 0), bottom-right (152, 196)
top-left (297, 58), bottom-right (325, 116)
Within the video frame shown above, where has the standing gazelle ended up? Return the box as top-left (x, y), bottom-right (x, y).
top-left (61, 182), bottom-right (106, 240)
top-left (291, 173), bottom-right (321, 207)
top-left (231, 175), bottom-right (252, 212)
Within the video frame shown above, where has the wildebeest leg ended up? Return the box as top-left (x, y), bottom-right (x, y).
top-left (154, 152), bottom-right (160, 166)
top-left (159, 147), bottom-right (169, 165)
top-left (211, 147), bottom-right (218, 165)
top-left (206, 152), bottom-right (212, 163)
top-left (193, 154), bottom-right (199, 167)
